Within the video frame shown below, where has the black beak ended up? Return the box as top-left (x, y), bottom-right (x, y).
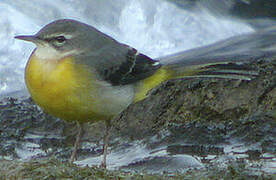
top-left (15, 35), bottom-right (40, 43)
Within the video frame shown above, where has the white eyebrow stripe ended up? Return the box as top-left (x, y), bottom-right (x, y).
top-left (46, 33), bottom-right (74, 39)
top-left (62, 34), bottom-right (74, 39)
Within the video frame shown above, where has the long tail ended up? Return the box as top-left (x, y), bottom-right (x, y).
top-left (134, 27), bottom-right (276, 102)
top-left (160, 26), bottom-right (276, 80)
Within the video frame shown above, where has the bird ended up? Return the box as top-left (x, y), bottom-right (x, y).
top-left (15, 19), bottom-right (258, 168)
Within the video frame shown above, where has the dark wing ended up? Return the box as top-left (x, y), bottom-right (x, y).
top-left (100, 47), bottom-right (161, 85)
top-left (75, 29), bottom-right (162, 86)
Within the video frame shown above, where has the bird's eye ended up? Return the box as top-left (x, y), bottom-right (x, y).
top-left (51, 36), bottom-right (66, 47)
top-left (55, 36), bottom-right (66, 43)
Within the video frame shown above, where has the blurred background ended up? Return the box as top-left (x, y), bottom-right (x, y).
top-left (1, 0), bottom-right (275, 99)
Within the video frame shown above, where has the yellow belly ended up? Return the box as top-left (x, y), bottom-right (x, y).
top-left (25, 51), bottom-right (110, 123)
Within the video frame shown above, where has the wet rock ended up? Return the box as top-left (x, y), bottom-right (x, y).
top-left (0, 55), bottom-right (275, 177)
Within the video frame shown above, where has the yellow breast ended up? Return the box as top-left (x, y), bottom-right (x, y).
top-left (25, 50), bottom-right (109, 122)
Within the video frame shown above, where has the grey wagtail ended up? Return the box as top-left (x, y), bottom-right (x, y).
top-left (15, 19), bottom-right (257, 167)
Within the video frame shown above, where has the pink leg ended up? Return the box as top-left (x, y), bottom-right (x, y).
top-left (101, 120), bottom-right (111, 168)
top-left (70, 121), bottom-right (82, 163)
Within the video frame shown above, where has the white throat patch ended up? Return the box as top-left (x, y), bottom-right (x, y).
top-left (34, 43), bottom-right (79, 60)
top-left (34, 44), bottom-right (61, 60)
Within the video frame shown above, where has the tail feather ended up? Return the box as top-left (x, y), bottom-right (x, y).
top-left (166, 62), bottom-right (258, 81)
top-left (159, 26), bottom-right (276, 81)
top-left (195, 63), bottom-right (259, 80)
